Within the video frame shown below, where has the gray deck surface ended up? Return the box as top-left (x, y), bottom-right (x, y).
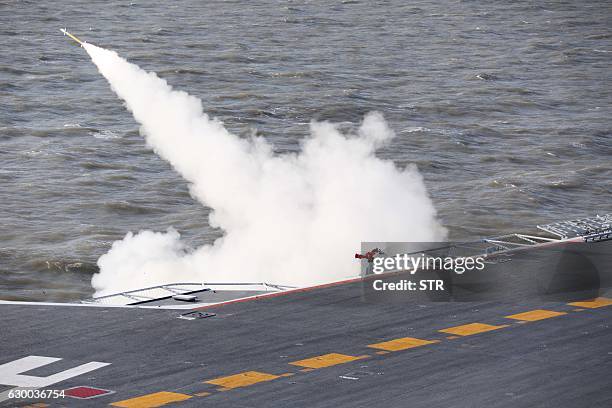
top-left (1, 278), bottom-right (611, 408)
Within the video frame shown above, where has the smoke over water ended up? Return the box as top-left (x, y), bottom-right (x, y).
top-left (83, 43), bottom-right (446, 296)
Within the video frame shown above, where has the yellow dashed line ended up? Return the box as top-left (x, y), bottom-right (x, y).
top-left (505, 309), bottom-right (567, 322)
top-left (205, 371), bottom-right (279, 390)
top-left (569, 297), bottom-right (612, 309)
top-left (439, 323), bottom-right (508, 336)
top-left (108, 302), bottom-right (603, 403)
top-left (110, 391), bottom-right (191, 408)
top-left (289, 353), bottom-right (368, 369)
top-left (279, 372), bottom-right (295, 377)
top-left (367, 337), bottom-right (439, 352)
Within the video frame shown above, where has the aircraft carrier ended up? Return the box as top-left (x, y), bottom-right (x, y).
top-left (1, 214), bottom-right (611, 407)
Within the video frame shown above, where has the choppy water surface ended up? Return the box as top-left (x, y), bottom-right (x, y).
top-left (1, 0), bottom-right (610, 301)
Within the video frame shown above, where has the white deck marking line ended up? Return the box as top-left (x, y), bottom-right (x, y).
top-left (0, 356), bottom-right (110, 402)
top-left (0, 300), bottom-right (198, 309)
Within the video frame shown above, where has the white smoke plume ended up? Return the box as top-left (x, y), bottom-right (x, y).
top-left (83, 43), bottom-right (446, 296)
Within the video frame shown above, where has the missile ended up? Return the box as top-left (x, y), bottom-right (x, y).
top-left (60, 28), bottom-right (85, 46)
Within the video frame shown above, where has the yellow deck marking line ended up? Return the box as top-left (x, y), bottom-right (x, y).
top-left (573, 308), bottom-right (585, 312)
top-left (279, 372), bottom-right (294, 377)
top-left (205, 371), bottom-right (279, 390)
top-left (289, 353), bottom-right (368, 369)
top-left (367, 337), bottom-right (439, 352)
top-left (439, 323), bottom-right (509, 336)
top-left (112, 302), bottom-right (601, 402)
top-left (568, 297), bottom-right (612, 309)
top-left (505, 309), bottom-right (567, 322)
top-left (110, 391), bottom-right (191, 408)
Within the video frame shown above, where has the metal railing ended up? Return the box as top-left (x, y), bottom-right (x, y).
top-left (537, 213), bottom-right (611, 240)
top-left (83, 282), bottom-right (296, 306)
